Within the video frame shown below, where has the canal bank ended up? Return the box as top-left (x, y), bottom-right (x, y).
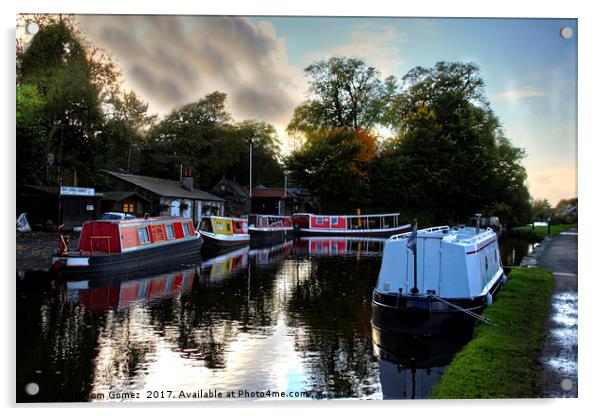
top-left (429, 267), bottom-right (554, 398)
top-left (429, 228), bottom-right (578, 399)
top-left (523, 228), bottom-right (578, 398)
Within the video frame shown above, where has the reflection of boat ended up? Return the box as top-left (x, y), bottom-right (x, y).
top-left (372, 324), bottom-right (471, 399)
top-left (51, 217), bottom-right (202, 276)
top-left (201, 245), bottom-right (250, 280)
top-left (248, 215), bottom-right (295, 242)
top-left (372, 224), bottom-right (506, 334)
top-left (292, 213), bottom-right (410, 237)
top-left (291, 237), bottom-right (386, 257)
top-left (199, 216), bottom-right (250, 248)
top-left (249, 240), bottom-right (294, 265)
top-left (65, 266), bottom-right (199, 310)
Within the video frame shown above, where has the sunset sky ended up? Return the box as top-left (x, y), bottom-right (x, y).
top-left (22, 14), bottom-right (578, 205)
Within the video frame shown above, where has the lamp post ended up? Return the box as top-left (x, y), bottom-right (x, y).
top-left (248, 139), bottom-right (253, 198)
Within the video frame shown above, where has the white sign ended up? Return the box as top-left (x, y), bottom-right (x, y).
top-left (60, 186), bottom-right (95, 196)
top-left (86, 204), bottom-right (94, 211)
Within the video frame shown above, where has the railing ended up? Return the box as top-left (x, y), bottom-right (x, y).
top-left (390, 225), bottom-right (450, 240)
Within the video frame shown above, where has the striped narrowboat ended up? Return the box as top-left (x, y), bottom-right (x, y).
top-left (292, 213), bottom-right (411, 237)
top-left (199, 216), bottom-right (250, 249)
top-left (51, 216), bottom-right (202, 276)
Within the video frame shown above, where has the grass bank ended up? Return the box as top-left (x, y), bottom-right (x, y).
top-left (429, 268), bottom-right (553, 399)
top-left (511, 223), bottom-right (576, 238)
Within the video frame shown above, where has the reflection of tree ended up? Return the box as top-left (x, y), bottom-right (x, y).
top-left (286, 257), bottom-right (383, 398)
top-left (17, 288), bottom-right (103, 402)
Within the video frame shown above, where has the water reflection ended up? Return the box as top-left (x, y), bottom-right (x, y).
top-left (16, 235), bottom-right (530, 402)
top-left (372, 326), bottom-right (472, 399)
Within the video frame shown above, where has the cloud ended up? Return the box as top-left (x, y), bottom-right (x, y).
top-left (495, 87), bottom-right (547, 100)
top-left (303, 25), bottom-right (407, 78)
top-left (528, 167), bottom-right (577, 206)
top-left (77, 15), bottom-right (305, 129)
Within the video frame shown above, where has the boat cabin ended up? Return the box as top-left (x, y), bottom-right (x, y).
top-left (376, 226), bottom-right (503, 299)
top-left (77, 217), bottom-right (196, 254)
top-left (199, 216), bottom-right (248, 236)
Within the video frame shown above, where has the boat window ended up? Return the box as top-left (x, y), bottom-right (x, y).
top-left (182, 222), bottom-right (191, 236)
top-left (227, 223), bottom-right (231, 232)
top-left (138, 227), bottom-right (151, 244)
top-left (485, 256), bottom-right (489, 272)
top-left (235, 221), bottom-right (241, 231)
top-left (166, 224), bottom-right (175, 239)
top-left (317, 217), bottom-right (324, 225)
top-left (332, 217), bottom-right (338, 225)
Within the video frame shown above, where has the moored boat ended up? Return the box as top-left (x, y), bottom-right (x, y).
top-left (248, 214), bottom-right (294, 243)
top-left (371, 222), bottom-right (506, 334)
top-left (292, 213), bottom-right (410, 237)
top-left (51, 216), bottom-right (202, 276)
top-left (199, 216), bottom-right (250, 249)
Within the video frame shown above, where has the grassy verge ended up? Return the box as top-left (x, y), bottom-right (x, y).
top-left (510, 223), bottom-right (576, 238)
top-left (429, 268), bottom-right (554, 399)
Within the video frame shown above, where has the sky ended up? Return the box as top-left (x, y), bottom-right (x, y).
top-left (22, 14), bottom-right (578, 206)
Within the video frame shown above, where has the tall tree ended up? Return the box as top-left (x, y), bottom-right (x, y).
top-left (374, 62), bottom-right (531, 225)
top-left (287, 57), bottom-right (397, 135)
top-left (17, 16), bottom-right (120, 187)
top-left (285, 127), bottom-right (376, 212)
top-left (103, 90), bottom-right (157, 173)
top-left (142, 92), bottom-right (284, 189)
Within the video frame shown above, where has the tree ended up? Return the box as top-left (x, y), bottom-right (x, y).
top-left (373, 62), bottom-right (531, 225)
top-left (287, 57), bottom-right (397, 135)
top-left (103, 90), bottom-right (157, 173)
top-left (17, 16), bottom-right (120, 187)
top-left (532, 199), bottom-right (552, 221)
top-left (285, 127), bottom-right (376, 212)
top-left (141, 92), bottom-right (284, 189)
top-left (16, 84), bottom-right (48, 185)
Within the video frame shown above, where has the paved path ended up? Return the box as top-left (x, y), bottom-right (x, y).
top-left (527, 228), bottom-right (578, 398)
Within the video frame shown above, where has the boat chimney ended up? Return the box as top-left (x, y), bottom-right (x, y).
top-left (475, 213), bottom-right (482, 235)
top-left (181, 168), bottom-right (194, 191)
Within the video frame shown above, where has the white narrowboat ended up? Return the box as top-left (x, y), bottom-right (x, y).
top-left (372, 223), bottom-right (506, 334)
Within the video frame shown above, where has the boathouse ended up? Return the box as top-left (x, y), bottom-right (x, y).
top-left (250, 186), bottom-right (296, 215)
top-left (103, 170), bottom-right (225, 224)
top-left (211, 177), bottom-right (250, 216)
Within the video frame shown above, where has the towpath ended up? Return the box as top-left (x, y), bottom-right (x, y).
top-left (522, 227), bottom-right (578, 398)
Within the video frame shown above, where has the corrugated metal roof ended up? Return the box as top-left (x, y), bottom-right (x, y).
top-left (104, 171), bottom-right (225, 202)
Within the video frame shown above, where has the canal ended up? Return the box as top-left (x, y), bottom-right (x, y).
top-left (16, 236), bottom-right (536, 402)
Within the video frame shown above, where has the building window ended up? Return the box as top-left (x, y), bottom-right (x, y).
top-left (166, 224), bottom-right (175, 239)
top-left (123, 202), bottom-right (135, 213)
top-left (138, 227), bottom-right (150, 244)
top-left (182, 222), bottom-right (191, 236)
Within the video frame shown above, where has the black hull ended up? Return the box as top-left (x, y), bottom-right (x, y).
top-left (54, 237), bottom-right (203, 279)
top-left (201, 235), bottom-right (250, 250)
top-left (372, 274), bottom-right (504, 335)
top-left (249, 229), bottom-right (295, 245)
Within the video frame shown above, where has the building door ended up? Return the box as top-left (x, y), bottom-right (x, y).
top-left (170, 200), bottom-right (180, 217)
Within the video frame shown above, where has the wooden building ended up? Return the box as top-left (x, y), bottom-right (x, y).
top-left (103, 170), bottom-right (225, 224)
top-left (211, 177), bottom-right (250, 216)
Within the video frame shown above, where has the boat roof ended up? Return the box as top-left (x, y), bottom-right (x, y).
top-left (391, 226), bottom-right (496, 246)
top-left (297, 212), bottom-right (400, 218)
top-left (86, 216), bottom-right (190, 224)
top-left (104, 171), bottom-right (225, 202)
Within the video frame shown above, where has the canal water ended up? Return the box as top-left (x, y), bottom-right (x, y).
top-left (16, 236), bottom-right (535, 402)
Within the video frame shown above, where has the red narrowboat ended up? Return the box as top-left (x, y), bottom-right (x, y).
top-left (292, 213), bottom-right (411, 237)
top-left (51, 216), bottom-right (203, 276)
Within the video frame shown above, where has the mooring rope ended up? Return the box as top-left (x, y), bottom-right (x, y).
top-left (429, 294), bottom-right (496, 326)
